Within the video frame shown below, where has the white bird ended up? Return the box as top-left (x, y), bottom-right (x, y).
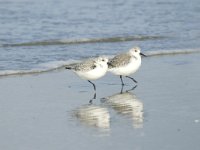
top-left (65, 56), bottom-right (109, 91)
top-left (108, 47), bottom-right (146, 85)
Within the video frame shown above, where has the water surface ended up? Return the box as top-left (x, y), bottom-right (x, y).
top-left (0, 0), bottom-right (200, 75)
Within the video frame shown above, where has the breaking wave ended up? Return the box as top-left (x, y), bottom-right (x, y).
top-left (1, 35), bottom-right (166, 47)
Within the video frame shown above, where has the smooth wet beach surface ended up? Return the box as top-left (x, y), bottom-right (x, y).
top-left (0, 53), bottom-right (199, 150)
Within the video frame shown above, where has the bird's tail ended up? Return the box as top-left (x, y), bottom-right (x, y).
top-left (65, 63), bottom-right (77, 70)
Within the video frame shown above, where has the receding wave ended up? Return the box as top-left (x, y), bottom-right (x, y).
top-left (0, 60), bottom-right (76, 77)
top-left (146, 48), bottom-right (200, 56)
top-left (1, 35), bottom-right (166, 47)
top-left (0, 48), bottom-right (199, 77)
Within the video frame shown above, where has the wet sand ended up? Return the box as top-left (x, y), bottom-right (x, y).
top-left (0, 53), bottom-right (200, 150)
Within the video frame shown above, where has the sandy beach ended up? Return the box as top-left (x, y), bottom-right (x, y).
top-left (0, 53), bottom-right (200, 150)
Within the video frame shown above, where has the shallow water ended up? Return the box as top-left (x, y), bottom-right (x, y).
top-left (0, 53), bottom-right (200, 150)
top-left (0, 0), bottom-right (200, 75)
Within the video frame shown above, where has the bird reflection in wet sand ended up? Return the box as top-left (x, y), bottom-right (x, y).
top-left (73, 104), bottom-right (110, 130)
top-left (101, 91), bottom-right (143, 128)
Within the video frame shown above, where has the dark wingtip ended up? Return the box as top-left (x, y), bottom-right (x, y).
top-left (65, 67), bottom-right (71, 69)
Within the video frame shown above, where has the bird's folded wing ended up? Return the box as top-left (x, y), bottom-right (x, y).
top-left (109, 53), bottom-right (131, 68)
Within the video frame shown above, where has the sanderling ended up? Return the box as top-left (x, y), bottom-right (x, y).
top-left (108, 47), bottom-right (146, 85)
top-left (65, 56), bottom-right (109, 91)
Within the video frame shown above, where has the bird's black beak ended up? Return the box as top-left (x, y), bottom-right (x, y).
top-left (140, 52), bottom-right (147, 57)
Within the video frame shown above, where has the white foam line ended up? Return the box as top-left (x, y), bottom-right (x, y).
top-left (0, 48), bottom-right (200, 77)
top-left (146, 48), bottom-right (200, 56)
top-left (0, 60), bottom-right (77, 77)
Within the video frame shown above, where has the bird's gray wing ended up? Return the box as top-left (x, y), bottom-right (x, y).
top-left (66, 59), bottom-right (96, 71)
top-left (108, 53), bottom-right (131, 68)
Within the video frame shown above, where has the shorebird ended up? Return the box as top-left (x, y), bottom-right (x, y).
top-left (65, 56), bottom-right (109, 91)
top-left (108, 47), bottom-right (146, 85)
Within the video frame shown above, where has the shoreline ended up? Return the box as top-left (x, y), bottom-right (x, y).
top-left (0, 49), bottom-right (200, 78)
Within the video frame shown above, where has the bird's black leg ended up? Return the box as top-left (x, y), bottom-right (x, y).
top-left (120, 75), bottom-right (125, 86)
top-left (126, 85), bottom-right (138, 92)
top-left (126, 76), bottom-right (138, 84)
top-left (88, 80), bottom-right (96, 91)
top-left (120, 84), bottom-right (124, 94)
top-left (89, 92), bottom-right (96, 104)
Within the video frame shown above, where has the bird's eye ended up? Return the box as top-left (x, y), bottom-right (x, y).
top-left (102, 59), bottom-right (105, 61)
top-left (135, 50), bottom-right (138, 52)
